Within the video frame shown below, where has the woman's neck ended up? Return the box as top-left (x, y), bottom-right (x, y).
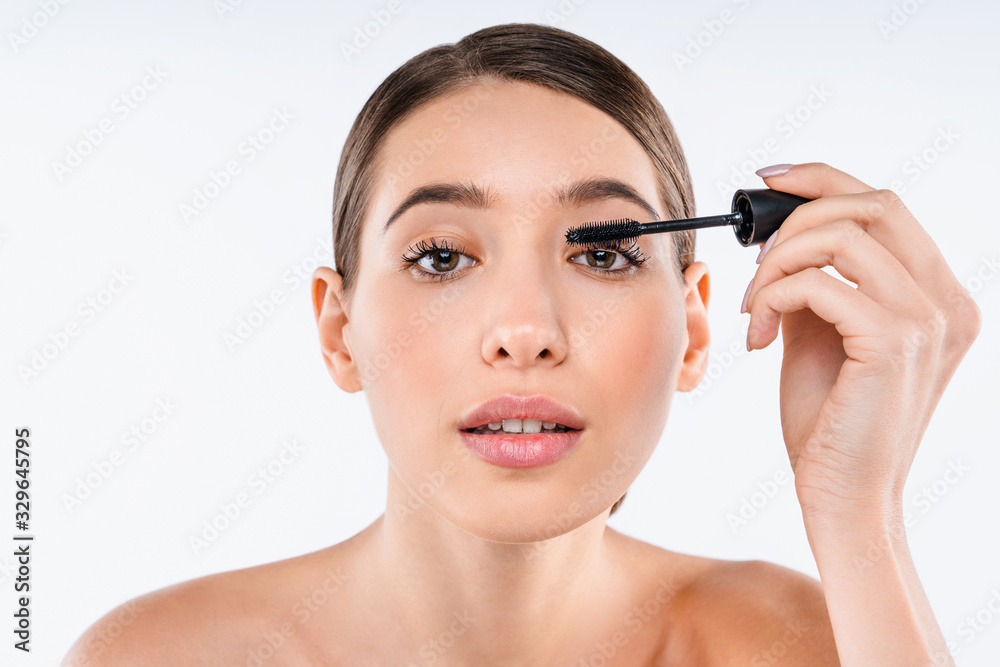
top-left (357, 466), bottom-right (629, 664)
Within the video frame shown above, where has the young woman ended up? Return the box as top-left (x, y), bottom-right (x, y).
top-left (65, 23), bottom-right (979, 666)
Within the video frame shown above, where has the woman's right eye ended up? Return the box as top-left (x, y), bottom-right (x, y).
top-left (401, 239), bottom-right (476, 282)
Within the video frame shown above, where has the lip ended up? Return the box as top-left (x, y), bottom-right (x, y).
top-left (460, 430), bottom-right (582, 468)
top-left (458, 393), bottom-right (585, 431)
top-left (458, 393), bottom-right (584, 469)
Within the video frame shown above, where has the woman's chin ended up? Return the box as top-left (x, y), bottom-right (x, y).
top-left (436, 492), bottom-right (614, 544)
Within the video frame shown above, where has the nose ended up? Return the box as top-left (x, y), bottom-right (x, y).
top-left (480, 271), bottom-right (569, 368)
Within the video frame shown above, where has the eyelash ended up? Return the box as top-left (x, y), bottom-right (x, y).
top-left (400, 237), bottom-right (648, 282)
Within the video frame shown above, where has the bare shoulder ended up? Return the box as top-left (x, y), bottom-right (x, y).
top-left (61, 547), bottom-right (354, 667)
top-left (601, 529), bottom-right (835, 664)
top-left (662, 556), bottom-right (840, 666)
top-left (61, 568), bottom-right (262, 666)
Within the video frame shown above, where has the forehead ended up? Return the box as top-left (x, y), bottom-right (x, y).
top-left (369, 80), bottom-right (664, 223)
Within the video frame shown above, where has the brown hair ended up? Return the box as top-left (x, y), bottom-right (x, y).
top-left (331, 23), bottom-right (697, 516)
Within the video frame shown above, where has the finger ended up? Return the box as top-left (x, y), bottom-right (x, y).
top-left (749, 218), bottom-right (932, 315)
top-left (757, 161), bottom-right (876, 198)
top-left (760, 189), bottom-right (962, 309)
top-left (747, 268), bottom-right (885, 351)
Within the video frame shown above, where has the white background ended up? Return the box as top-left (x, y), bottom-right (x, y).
top-left (3, 0), bottom-right (999, 664)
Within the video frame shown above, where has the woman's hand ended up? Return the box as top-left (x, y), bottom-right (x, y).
top-left (743, 162), bottom-right (982, 524)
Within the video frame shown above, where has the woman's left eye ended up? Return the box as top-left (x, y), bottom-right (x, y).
top-left (569, 244), bottom-right (646, 274)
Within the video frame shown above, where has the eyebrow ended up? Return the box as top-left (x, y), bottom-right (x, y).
top-left (380, 177), bottom-right (661, 236)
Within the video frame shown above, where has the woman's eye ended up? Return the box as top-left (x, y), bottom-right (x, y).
top-left (416, 249), bottom-right (475, 275)
top-left (569, 248), bottom-right (636, 273)
top-left (401, 240), bottom-right (476, 281)
top-left (401, 239), bottom-right (645, 282)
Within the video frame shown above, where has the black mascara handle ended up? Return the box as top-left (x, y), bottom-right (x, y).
top-left (731, 189), bottom-right (813, 246)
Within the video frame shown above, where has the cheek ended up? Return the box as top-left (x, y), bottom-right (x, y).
top-left (581, 283), bottom-right (686, 446)
top-left (621, 290), bottom-right (685, 388)
top-left (351, 280), bottom-right (472, 466)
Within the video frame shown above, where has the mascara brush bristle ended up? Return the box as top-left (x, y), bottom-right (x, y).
top-left (565, 218), bottom-right (642, 247)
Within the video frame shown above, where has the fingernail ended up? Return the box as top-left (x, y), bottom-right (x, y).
top-left (746, 330), bottom-right (752, 352)
top-left (755, 231), bottom-right (778, 264)
top-left (740, 277), bottom-right (754, 314)
top-left (755, 163), bottom-right (794, 178)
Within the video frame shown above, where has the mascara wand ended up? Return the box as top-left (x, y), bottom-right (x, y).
top-left (565, 188), bottom-right (812, 248)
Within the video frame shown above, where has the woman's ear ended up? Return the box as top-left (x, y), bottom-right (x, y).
top-left (312, 267), bottom-right (363, 393)
top-left (676, 261), bottom-right (711, 392)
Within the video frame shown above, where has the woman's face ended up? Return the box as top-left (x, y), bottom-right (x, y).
top-left (325, 81), bottom-right (709, 542)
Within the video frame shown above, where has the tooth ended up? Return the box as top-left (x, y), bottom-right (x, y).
top-left (501, 418), bottom-right (522, 433)
top-left (522, 419), bottom-right (541, 434)
top-left (467, 419), bottom-right (570, 434)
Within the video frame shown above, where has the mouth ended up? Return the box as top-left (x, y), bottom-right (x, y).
top-left (458, 393), bottom-right (585, 432)
top-left (462, 419), bottom-right (580, 435)
top-left (457, 394), bottom-right (585, 469)
top-left (459, 425), bottom-right (583, 469)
